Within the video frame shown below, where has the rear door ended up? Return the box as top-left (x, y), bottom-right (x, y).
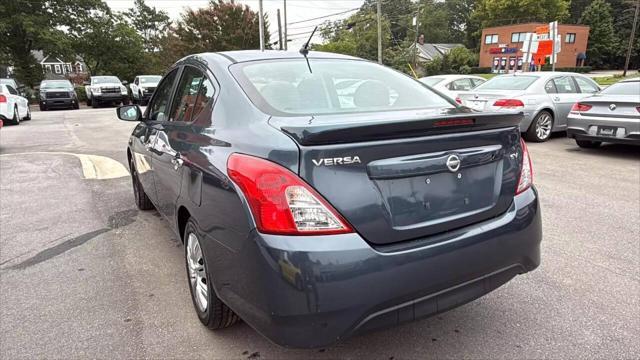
top-left (549, 76), bottom-right (581, 128)
top-left (151, 65), bottom-right (213, 221)
top-left (5, 85), bottom-right (27, 118)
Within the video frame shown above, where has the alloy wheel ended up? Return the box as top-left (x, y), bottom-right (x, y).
top-left (535, 114), bottom-right (552, 140)
top-left (187, 233), bottom-right (208, 313)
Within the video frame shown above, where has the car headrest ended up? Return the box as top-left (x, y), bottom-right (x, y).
top-left (354, 80), bottom-right (390, 108)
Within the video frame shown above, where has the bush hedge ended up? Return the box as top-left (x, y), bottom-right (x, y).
top-left (469, 67), bottom-right (492, 74)
top-left (75, 85), bottom-right (88, 104)
top-left (540, 65), bottom-right (593, 73)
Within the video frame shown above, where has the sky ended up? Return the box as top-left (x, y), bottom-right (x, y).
top-left (104, 0), bottom-right (365, 49)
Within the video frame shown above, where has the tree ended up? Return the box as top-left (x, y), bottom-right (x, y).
top-left (125, 0), bottom-right (171, 52)
top-left (472, 0), bottom-right (570, 27)
top-left (71, 12), bottom-right (146, 81)
top-left (164, 0), bottom-right (269, 63)
top-left (580, 0), bottom-right (619, 68)
top-left (0, 0), bottom-right (105, 86)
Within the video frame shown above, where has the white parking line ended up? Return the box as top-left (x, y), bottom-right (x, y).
top-left (0, 152), bottom-right (130, 180)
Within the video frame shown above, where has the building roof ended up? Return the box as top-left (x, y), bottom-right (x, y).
top-left (410, 43), bottom-right (465, 62)
top-left (481, 22), bottom-right (590, 32)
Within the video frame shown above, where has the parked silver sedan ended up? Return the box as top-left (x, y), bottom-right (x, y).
top-left (456, 72), bottom-right (601, 142)
top-left (567, 78), bottom-right (640, 148)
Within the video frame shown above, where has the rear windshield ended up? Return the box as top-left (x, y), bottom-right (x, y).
top-left (41, 81), bottom-right (73, 89)
top-left (600, 81), bottom-right (640, 96)
top-left (231, 59), bottom-right (453, 116)
top-left (92, 76), bottom-right (121, 84)
top-left (140, 76), bottom-right (161, 83)
top-left (420, 77), bottom-right (444, 86)
top-left (0, 79), bottom-right (17, 88)
top-left (475, 76), bottom-right (538, 91)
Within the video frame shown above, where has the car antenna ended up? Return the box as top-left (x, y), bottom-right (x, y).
top-left (299, 26), bottom-right (318, 74)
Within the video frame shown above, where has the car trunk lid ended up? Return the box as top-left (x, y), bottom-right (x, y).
top-left (457, 91), bottom-right (526, 112)
top-left (578, 95), bottom-right (640, 119)
top-left (270, 109), bottom-right (524, 245)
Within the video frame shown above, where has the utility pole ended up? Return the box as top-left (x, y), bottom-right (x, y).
top-left (413, 6), bottom-right (420, 69)
top-left (283, 0), bottom-right (288, 50)
top-left (623, 0), bottom-right (640, 77)
top-left (277, 9), bottom-right (283, 50)
top-left (259, 0), bottom-right (264, 51)
top-left (377, 0), bottom-right (382, 64)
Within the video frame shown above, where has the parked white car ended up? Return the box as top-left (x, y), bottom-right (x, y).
top-left (419, 75), bottom-right (486, 100)
top-left (129, 75), bottom-right (161, 106)
top-left (0, 83), bottom-right (30, 125)
top-left (84, 76), bottom-right (130, 108)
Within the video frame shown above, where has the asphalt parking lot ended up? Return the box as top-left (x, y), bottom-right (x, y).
top-left (1, 107), bottom-right (638, 359)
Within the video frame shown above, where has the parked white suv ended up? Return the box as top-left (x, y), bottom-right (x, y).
top-left (0, 83), bottom-right (30, 125)
top-left (129, 75), bottom-right (160, 106)
top-left (84, 76), bottom-right (129, 108)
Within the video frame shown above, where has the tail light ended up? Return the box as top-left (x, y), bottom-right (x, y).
top-left (636, 106), bottom-right (640, 113)
top-left (570, 103), bottom-right (592, 113)
top-left (516, 138), bottom-right (533, 195)
top-left (455, 97), bottom-right (462, 104)
top-left (0, 95), bottom-right (6, 103)
top-left (493, 99), bottom-right (524, 108)
top-left (227, 153), bottom-right (353, 235)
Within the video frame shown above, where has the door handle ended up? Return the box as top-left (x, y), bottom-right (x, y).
top-left (171, 157), bottom-right (184, 170)
top-left (553, 96), bottom-right (560, 101)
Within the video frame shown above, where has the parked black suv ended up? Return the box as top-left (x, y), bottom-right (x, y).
top-left (38, 80), bottom-right (79, 110)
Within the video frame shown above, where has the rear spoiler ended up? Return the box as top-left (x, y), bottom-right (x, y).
top-left (274, 111), bottom-right (523, 146)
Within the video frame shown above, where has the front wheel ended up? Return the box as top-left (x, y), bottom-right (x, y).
top-left (122, 97), bottom-right (130, 105)
top-left (184, 220), bottom-right (239, 330)
top-left (576, 139), bottom-right (602, 148)
top-left (86, 97), bottom-right (92, 106)
top-left (524, 111), bottom-right (554, 142)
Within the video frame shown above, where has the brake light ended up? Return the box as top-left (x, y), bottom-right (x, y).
top-left (570, 103), bottom-right (592, 113)
top-left (455, 97), bottom-right (462, 104)
top-left (0, 95), bottom-right (6, 103)
top-left (516, 138), bottom-right (533, 195)
top-left (493, 99), bottom-right (524, 108)
top-left (227, 153), bottom-right (353, 235)
top-left (636, 106), bottom-right (640, 113)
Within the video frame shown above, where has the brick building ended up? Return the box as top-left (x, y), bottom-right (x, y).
top-left (479, 23), bottom-right (590, 72)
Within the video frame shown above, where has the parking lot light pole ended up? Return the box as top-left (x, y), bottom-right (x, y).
top-left (259, 0), bottom-right (265, 51)
top-left (283, 0), bottom-right (288, 50)
top-left (623, 0), bottom-right (640, 77)
top-left (377, 0), bottom-right (382, 64)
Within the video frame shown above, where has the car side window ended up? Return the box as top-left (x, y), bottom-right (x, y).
top-left (6, 85), bottom-right (18, 95)
top-left (169, 66), bottom-right (206, 122)
top-left (471, 78), bottom-right (485, 87)
top-left (553, 77), bottom-right (578, 94)
top-left (449, 78), bottom-right (473, 91)
top-left (544, 80), bottom-right (557, 94)
top-left (574, 77), bottom-right (599, 94)
top-left (192, 77), bottom-right (215, 120)
top-left (148, 69), bottom-right (179, 122)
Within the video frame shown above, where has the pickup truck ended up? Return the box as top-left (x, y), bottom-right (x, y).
top-left (129, 75), bottom-right (160, 106)
top-left (84, 76), bottom-right (130, 108)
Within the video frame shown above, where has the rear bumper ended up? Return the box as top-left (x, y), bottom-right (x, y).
top-left (567, 114), bottom-right (640, 145)
top-left (213, 187), bottom-right (542, 348)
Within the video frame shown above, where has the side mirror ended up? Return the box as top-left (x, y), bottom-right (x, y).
top-left (117, 105), bottom-right (142, 122)
top-left (121, 80), bottom-right (128, 85)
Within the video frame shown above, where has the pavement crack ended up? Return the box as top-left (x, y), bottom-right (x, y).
top-left (5, 209), bottom-right (139, 271)
top-left (7, 228), bottom-right (110, 270)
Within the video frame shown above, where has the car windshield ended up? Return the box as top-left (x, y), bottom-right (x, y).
top-left (41, 81), bottom-right (73, 89)
top-left (232, 59), bottom-right (453, 116)
top-left (93, 76), bottom-right (121, 84)
top-left (475, 76), bottom-right (538, 90)
top-left (600, 81), bottom-right (640, 96)
top-left (420, 77), bottom-right (444, 86)
top-left (140, 76), bottom-right (161, 84)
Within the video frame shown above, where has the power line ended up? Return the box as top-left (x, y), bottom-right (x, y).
top-left (287, 7), bottom-right (359, 25)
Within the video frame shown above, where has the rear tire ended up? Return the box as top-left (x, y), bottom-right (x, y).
top-left (524, 111), bottom-right (554, 142)
top-left (11, 106), bottom-right (20, 125)
top-left (184, 219), bottom-right (239, 330)
top-left (122, 97), bottom-right (130, 105)
top-left (73, 102), bottom-right (79, 110)
top-left (39, 104), bottom-right (47, 111)
top-left (129, 159), bottom-right (154, 210)
top-left (24, 106), bottom-right (31, 120)
top-left (576, 139), bottom-right (602, 148)
top-left (92, 99), bottom-right (99, 108)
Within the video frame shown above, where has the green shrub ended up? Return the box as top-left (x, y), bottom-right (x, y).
top-left (540, 65), bottom-right (593, 73)
top-left (75, 85), bottom-right (87, 103)
top-left (470, 67), bottom-right (492, 74)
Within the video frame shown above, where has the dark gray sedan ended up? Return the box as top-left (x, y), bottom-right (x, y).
top-left (116, 50), bottom-right (541, 348)
top-left (568, 78), bottom-right (640, 147)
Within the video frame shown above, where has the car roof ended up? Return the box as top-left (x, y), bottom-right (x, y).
top-left (493, 72), bottom-right (588, 79)
top-left (211, 50), bottom-right (359, 63)
top-left (619, 77), bottom-right (640, 83)
top-left (422, 74), bottom-right (485, 80)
